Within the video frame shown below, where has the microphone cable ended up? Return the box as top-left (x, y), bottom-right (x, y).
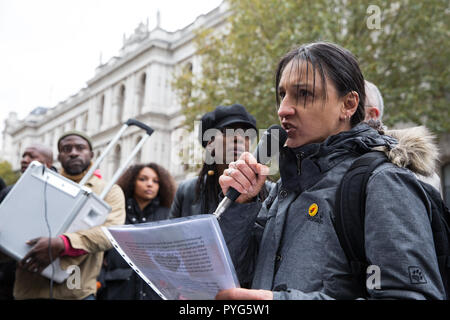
top-left (42, 166), bottom-right (54, 299)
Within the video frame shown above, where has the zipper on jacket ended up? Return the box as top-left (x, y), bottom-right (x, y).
top-left (296, 152), bottom-right (304, 175)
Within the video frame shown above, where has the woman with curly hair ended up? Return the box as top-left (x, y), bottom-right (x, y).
top-left (117, 163), bottom-right (176, 222)
top-left (97, 163), bottom-right (176, 300)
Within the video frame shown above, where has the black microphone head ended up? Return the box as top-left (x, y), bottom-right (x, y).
top-left (254, 124), bottom-right (287, 163)
top-left (267, 124), bottom-right (288, 149)
top-left (225, 125), bottom-right (287, 204)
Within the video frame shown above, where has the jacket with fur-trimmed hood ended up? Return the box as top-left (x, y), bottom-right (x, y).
top-left (375, 125), bottom-right (442, 194)
top-left (218, 122), bottom-right (446, 300)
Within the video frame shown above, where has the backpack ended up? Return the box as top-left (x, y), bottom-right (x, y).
top-left (334, 151), bottom-right (450, 299)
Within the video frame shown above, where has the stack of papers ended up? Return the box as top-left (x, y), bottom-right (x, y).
top-left (102, 214), bottom-right (240, 300)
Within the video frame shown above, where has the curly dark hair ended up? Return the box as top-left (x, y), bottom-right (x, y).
top-left (117, 163), bottom-right (176, 208)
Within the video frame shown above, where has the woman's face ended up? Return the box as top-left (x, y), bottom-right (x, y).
top-left (134, 167), bottom-right (160, 202)
top-left (277, 59), bottom-right (346, 148)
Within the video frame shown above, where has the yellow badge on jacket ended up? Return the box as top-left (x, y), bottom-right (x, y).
top-left (308, 203), bottom-right (318, 217)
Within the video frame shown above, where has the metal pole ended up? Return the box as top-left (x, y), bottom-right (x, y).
top-left (79, 124), bottom-right (129, 187)
top-left (99, 134), bottom-right (150, 200)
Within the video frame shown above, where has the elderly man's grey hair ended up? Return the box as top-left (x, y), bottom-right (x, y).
top-left (364, 80), bottom-right (384, 120)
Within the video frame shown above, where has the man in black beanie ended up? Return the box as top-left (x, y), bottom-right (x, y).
top-left (169, 104), bottom-right (270, 219)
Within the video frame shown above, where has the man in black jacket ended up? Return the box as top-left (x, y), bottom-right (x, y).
top-left (169, 104), bottom-right (272, 218)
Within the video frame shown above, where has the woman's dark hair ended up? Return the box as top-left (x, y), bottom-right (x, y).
top-left (117, 163), bottom-right (176, 208)
top-left (275, 41), bottom-right (366, 127)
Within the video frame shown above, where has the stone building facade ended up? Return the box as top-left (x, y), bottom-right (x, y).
top-left (1, 1), bottom-right (449, 205)
top-left (1, 2), bottom-right (230, 183)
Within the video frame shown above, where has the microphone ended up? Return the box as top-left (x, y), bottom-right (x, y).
top-left (213, 125), bottom-right (287, 219)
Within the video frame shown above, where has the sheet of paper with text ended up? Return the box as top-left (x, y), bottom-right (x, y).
top-left (102, 214), bottom-right (240, 300)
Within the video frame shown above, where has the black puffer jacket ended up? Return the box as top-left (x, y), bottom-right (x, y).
top-left (97, 197), bottom-right (169, 300)
top-left (169, 177), bottom-right (274, 218)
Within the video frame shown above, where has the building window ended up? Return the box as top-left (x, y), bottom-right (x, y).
top-left (17, 142), bottom-right (22, 162)
top-left (113, 144), bottom-right (121, 173)
top-left (98, 95), bottom-right (105, 127)
top-left (48, 131), bottom-right (54, 148)
top-left (185, 62), bottom-right (193, 98)
top-left (135, 136), bottom-right (142, 163)
top-left (82, 112), bottom-right (88, 131)
top-left (137, 73), bottom-right (146, 114)
top-left (443, 163), bottom-right (450, 207)
top-left (117, 85), bottom-right (126, 124)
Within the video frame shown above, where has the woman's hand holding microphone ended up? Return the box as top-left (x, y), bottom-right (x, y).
top-left (219, 151), bottom-right (269, 204)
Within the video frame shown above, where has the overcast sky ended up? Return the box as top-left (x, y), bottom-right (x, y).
top-left (0, 0), bottom-right (223, 134)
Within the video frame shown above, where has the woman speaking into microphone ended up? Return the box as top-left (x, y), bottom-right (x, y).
top-left (216, 42), bottom-right (446, 300)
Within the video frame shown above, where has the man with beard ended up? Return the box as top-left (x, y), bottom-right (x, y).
top-left (14, 131), bottom-right (125, 300)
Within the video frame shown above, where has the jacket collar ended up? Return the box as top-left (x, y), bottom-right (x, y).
top-left (126, 197), bottom-right (161, 223)
top-left (279, 123), bottom-right (397, 192)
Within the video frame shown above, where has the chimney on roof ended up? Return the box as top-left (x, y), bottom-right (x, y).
top-left (156, 9), bottom-right (161, 28)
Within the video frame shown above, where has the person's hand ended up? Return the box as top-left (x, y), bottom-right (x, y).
top-left (19, 237), bottom-right (65, 274)
top-left (215, 288), bottom-right (273, 300)
top-left (219, 152), bottom-right (269, 204)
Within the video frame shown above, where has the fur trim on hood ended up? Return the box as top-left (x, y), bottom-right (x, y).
top-left (373, 125), bottom-right (439, 177)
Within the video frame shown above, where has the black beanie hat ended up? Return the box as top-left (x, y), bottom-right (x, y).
top-left (199, 104), bottom-right (257, 148)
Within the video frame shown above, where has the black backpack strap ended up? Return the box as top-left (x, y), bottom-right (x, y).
top-left (334, 151), bottom-right (388, 280)
top-left (418, 180), bottom-right (450, 299)
top-left (335, 151), bottom-right (450, 299)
